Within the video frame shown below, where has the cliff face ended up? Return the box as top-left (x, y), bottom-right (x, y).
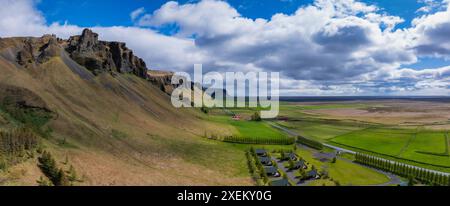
top-left (147, 70), bottom-right (175, 95)
top-left (7, 29), bottom-right (148, 79)
top-left (66, 29), bottom-right (148, 78)
top-left (0, 29), bottom-right (176, 94)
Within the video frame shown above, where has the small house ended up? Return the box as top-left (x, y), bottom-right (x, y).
top-left (285, 152), bottom-right (298, 161)
top-left (264, 166), bottom-right (280, 177)
top-left (270, 179), bottom-right (290, 186)
top-left (293, 160), bottom-right (308, 170)
top-left (255, 149), bottom-right (267, 157)
top-left (259, 157), bottom-right (272, 166)
top-left (306, 169), bottom-right (320, 179)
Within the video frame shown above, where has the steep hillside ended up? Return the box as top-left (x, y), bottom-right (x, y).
top-left (0, 30), bottom-right (248, 186)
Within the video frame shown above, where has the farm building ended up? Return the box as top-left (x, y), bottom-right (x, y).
top-left (232, 115), bottom-right (241, 121)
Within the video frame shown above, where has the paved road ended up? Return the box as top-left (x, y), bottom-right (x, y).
top-left (323, 143), bottom-right (356, 154)
top-left (270, 157), bottom-right (300, 186)
top-left (268, 121), bottom-right (450, 177)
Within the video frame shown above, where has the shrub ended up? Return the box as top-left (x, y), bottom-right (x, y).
top-left (251, 112), bottom-right (261, 121)
top-left (37, 151), bottom-right (70, 186)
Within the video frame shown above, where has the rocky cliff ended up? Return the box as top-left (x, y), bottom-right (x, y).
top-left (1, 29), bottom-right (176, 93)
top-left (4, 29), bottom-right (147, 79)
top-left (147, 70), bottom-right (175, 95)
top-left (65, 29), bottom-right (148, 77)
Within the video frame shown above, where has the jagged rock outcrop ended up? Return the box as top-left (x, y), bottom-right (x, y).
top-left (3, 29), bottom-right (147, 78)
top-left (0, 29), bottom-right (177, 94)
top-left (66, 29), bottom-right (148, 77)
top-left (15, 34), bottom-right (62, 68)
top-left (147, 70), bottom-right (176, 95)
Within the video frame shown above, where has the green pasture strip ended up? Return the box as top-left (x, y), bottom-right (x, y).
top-left (330, 128), bottom-right (414, 157)
top-left (328, 141), bottom-right (450, 170)
top-left (397, 133), bottom-right (417, 157)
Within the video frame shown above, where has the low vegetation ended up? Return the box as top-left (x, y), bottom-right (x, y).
top-left (0, 98), bottom-right (54, 138)
top-left (297, 136), bottom-right (323, 150)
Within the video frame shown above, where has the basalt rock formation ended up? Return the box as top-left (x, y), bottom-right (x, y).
top-left (65, 29), bottom-right (147, 77)
top-left (147, 70), bottom-right (176, 95)
top-left (1, 29), bottom-right (177, 93)
top-left (10, 29), bottom-right (148, 79)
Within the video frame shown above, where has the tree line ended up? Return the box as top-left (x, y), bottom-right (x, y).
top-left (37, 151), bottom-right (79, 186)
top-left (246, 148), bottom-right (272, 186)
top-left (297, 136), bottom-right (323, 150)
top-left (355, 153), bottom-right (450, 186)
top-left (0, 128), bottom-right (38, 155)
top-left (223, 136), bottom-right (295, 145)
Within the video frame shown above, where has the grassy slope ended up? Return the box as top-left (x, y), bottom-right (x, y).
top-left (0, 51), bottom-right (252, 185)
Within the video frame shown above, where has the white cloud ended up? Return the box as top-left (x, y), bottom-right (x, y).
top-left (411, 0), bottom-right (450, 59)
top-left (130, 7), bottom-right (146, 21)
top-left (135, 0), bottom-right (415, 82)
top-left (0, 0), bottom-right (206, 72)
top-left (1, 0), bottom-right (450, 95)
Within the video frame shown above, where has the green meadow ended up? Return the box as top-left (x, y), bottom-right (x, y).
top-left (207, 112), bottom-right (287, 140)
top-left (330, 128), bottom-right (450, 170)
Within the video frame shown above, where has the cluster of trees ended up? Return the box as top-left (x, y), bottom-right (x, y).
top-left (0, 128), bottom-right (38, 155)
top-left (297, 136), bottom-right (323, 150)
top-left (200, 106), bottom-right (209, 114)
top-left (251, 112), bottom-right (262, 121)
top-left (37, 151), bottom-right (78, 186)
top-left (355, 153), bottom-right (450, 186)
top-left (223, 136), bottom-right (295, 145)
top-left (246, 148), bottom-right (270, 186)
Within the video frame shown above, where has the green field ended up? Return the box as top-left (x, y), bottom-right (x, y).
top-left (278, 120), bottom-right (364, 142)
top-left (208, 113), bottom-right (287, 140)
top-left (330, 128), bottom-right (450, 169)
top-left (331, 128), bottom-right (416, 156)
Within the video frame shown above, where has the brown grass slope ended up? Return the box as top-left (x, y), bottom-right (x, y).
top-left (0, 37), bottom-right (249, 186)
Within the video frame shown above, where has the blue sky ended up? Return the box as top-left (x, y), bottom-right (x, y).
top-left (38, 0), bottom-right (422, 27)
top-left (36, 0), bottom-right (450, 69)
top-left (2, 0), bottom-right (450, 96)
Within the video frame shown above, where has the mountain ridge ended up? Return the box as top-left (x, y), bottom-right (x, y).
top-left (0, 29), bottom-right (245, 186)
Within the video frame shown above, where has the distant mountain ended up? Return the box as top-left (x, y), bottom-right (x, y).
top-left (0, 29), bottom-right (240, 186)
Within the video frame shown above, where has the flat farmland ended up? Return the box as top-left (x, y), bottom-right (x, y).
top-left (398, 132), bottom-right (450, 166)
top-left (330, 128), bottom-right (416, 156)
top-left (330, 128), bottom-right (450, 168)
top-left (277, 120), bottom-right (364, 142)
